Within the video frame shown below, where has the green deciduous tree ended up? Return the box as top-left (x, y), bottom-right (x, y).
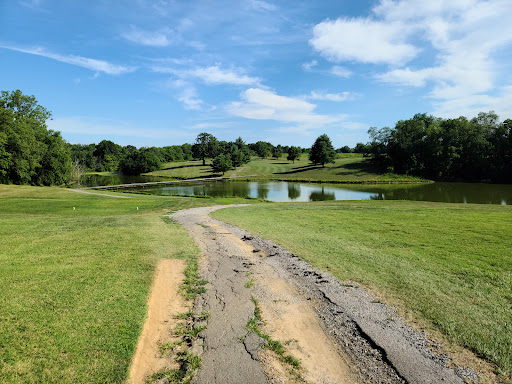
top-left (192, 132), bottom-right (219, 165)
top-left (253, 141), bottom-right (272, 159)
top-left (211, 153), bottom-right (232, 175)
top-left (309, 134), bottom-right (336, 167)
top-left (0, 90), bottom-right (71, 185)
top-left (287, 146), bottom-right (301, 163)
top-left (118, 148), bottom-right (162, 175)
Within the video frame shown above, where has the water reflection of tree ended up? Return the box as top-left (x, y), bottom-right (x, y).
top-left (287, 183), bottom-right (301, 200)
top-left (200, 181), bottom-right (251, 198)
top-left (309, 186), bottom-right (335, 201)
top-left (257, 184), bottom-right (269, 200)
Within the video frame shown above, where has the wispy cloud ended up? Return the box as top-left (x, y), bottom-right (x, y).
top-left (330, 66), bottom-right (352, 78)
top-left (307, 91), bottom-right (353, 102)
top-left (302, 60), bottom-right (318, 71)
top-left (227, 88), bottom-right (344, 134)
top-left (169, 80), bottom-right (204, 110)
top-left (122, 25), bottom-right (175, 47)
top-left (48, 116), bottom-right (190, 141)
top-left (186, 121), bottom-right (236, 130)
top-left (249, 0), bottom-right (278, 12)
top-left (153, 64), bottom-right (263, 87)
top-left (310, 0), bottom-right (512, 118)
top-left (1, 45), bottom-right (135, 75)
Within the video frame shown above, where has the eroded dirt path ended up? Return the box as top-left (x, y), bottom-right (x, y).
top-left (172, 206), bottom-right (474, 384)
top-left (172, 206), bottom-right (359, 384)
top-left (129, 259), bottom-right (187, 384)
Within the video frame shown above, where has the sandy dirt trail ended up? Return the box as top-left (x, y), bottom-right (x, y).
top-left (129, 259), bottom-right (187, 384)
top-left (172, 206), bottom-right (473, 384)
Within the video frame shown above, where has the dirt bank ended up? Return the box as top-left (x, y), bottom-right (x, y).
top-left (128, 259), bottom-right (187, 384)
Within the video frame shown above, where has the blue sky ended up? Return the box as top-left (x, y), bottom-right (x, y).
top-left (2, 0), bottom-right (511, 148)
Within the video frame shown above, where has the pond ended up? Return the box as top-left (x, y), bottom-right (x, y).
top-left (120, 180), bottom-right (512, 205)
top-left (78, 173), bottom-right (164, 187)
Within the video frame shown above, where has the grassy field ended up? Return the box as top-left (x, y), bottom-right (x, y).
top-left (212, 201), bottom-right (512, 378)
top-left (148, 161), bottom-right (221, 180)
top-left (0, 185), bottom-right (250, 383)
top-left (147, 155), bottom-right (425, 183)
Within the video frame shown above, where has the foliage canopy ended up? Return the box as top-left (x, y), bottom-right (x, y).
top-left (0, 90), bottom-right (71, 185)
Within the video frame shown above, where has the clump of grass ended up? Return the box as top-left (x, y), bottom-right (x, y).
top-left (180, 258), bottom-right (208, 300)
top-left (177, 311), bottom-right (194, 319)
top-left (246, 297), bottom-right (302, 375)
top-left (245, 278), bottom-right (255, 288)
top-left (147, 350), bottom-right (201, 384)
top-left (155, 256), bottom-right (209, 383)
top-left (197, 311), bottom-right (210, 321)
top-left (175, 323), bottom-right (207, 343)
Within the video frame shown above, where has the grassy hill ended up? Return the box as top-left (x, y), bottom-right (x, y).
top-left (147, 154), bottom-right (426, 183)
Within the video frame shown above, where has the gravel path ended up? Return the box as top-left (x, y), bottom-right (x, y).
top-left (172, 205), bottom-right (477, 384)
top-left (172, 206), bottom-right (268, 384)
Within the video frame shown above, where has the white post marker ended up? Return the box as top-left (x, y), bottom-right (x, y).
top-left (73, 207), bottom-right (75, 210)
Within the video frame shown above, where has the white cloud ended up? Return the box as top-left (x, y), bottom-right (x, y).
top-left (187, 122), bottom-right (236, 130)
top-left (330, 66), bottom-right (352, 78)
top-left (249, 0), bottom-right (278, 12)
top-left (1, 45), bottom-right (135, 75)
top-left (227, 88), bottom-right (345, 134)
top-left (375, 0), bottom-right (512, 117)
top-left (340, 122), bottom-right (368, 130)
top-left (48, 116), bottom-right (189, 141)
top-left (310, 17), bottom-right (418, 65)
top-left (191, 66), bottom-right (262, 86)
top-left (170, 80), bottom-right (204, 110)
top-left (122, 26), bottom-right (174, 47)
top-left (302, 60), bottom-right (318, 71)
top-left (308, 91), bottom-right (352, 102)
top-left (311, 0), bottom-right (512, 118)
top-left (153, 64), bottom-right (262, 87)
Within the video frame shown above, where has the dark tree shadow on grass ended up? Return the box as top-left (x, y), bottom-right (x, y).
top-left (161, 163), bottom-right (206, 171)
top-left (333, 159), bottom-right (384, 176)
top-left (274, 164), bottom-right (323, 175)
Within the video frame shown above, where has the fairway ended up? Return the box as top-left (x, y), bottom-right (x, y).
top-left (146, 155), bottom-right (425, 183)
top-left (212, 201), bottom-right (512, 379)
top-left (0, 185), bottom-right (247, 383)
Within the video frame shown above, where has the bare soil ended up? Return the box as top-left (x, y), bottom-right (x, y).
top-left (128, 259), bottom-right (187, 384)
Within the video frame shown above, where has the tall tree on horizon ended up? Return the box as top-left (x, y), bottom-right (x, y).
top-left (192, 132), bottom-right (219, 165)
top-left (309, 134), bottom-right (336, 167)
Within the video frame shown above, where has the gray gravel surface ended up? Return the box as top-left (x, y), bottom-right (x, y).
top-left (172, 206), bottom-right (267, 384)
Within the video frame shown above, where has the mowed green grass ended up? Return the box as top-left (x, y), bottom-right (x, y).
top-left (212, 201), bottom-right (512, 377)
top-left (147, 155), bottom-right (424, 183)
top-left (148, 161), bottom-right (220, 179)
top-left (0, 185), bottom-right (232, 383)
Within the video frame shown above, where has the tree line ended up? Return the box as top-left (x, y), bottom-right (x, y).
top-left (0, 90), bottom-right (342, 184)
top-left (366, 112), bottom-right (512, 182)
top-left (4, 90), bottom-right (510, 185)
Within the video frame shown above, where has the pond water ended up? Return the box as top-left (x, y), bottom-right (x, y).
top-left (123, 180), bottom-right (512, 205)
top-left (78, 173), bottom-right (163, 187)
